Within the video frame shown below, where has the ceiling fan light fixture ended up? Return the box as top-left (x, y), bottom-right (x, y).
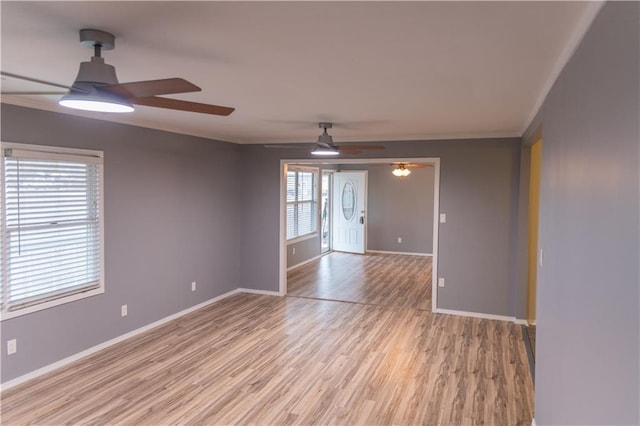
top-left (312, 122), bottom-right (339, 155)
top-left (311, 145), bottom-right (340, 156)
top-left (392, 165), bottom-right (411, 177)
top-left (59, 97), bottom-right (134, 113)
top-left (59, 90), bottom-right (134, 113)
top-left (58, 41), bottom-right (134, 113)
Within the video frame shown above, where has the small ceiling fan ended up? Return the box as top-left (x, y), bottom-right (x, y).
top-left (387, 162), bottom-right (431, 177)
top-left (1, 29), bottom-right (234, 116)
top-left (265, 122), bottom-right (385, 155)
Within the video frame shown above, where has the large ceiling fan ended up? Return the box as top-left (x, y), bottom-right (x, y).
top-left (1, 29), bottom-right (234, 116)
top-left (265, 122), bottom-right (385, 155)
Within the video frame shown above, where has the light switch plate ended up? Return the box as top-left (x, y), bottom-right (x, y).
top-left (440, 213), bottom-right (447, 223)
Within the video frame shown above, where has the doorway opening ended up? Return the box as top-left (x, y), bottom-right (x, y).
top-left (279, 157), bottom-right (440, 313)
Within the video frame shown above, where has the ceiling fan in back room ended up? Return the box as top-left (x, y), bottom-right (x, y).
top-left (265, 122), bottom-right (386, 156)
top-left (387, 162), bottom-right (431, 177)
top-left (1, 29), bottom-right (234, 116)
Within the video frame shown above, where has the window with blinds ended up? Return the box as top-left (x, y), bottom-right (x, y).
top-left (286, 166), bottom-right (319, 240)
top-left (0, 143), bottom-right (104, 319)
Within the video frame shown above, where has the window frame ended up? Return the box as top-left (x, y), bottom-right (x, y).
top-left (286, 165), bottom-right (319, 243)
top-left (0, 142), bottom-right (105, 321)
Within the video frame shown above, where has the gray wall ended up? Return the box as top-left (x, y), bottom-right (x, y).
top-left (339, 164), bottom-right (434, 254)
top-left (0, 104), bottom-right (242, 383)
top-left (514, 146), bottom-right (532, 321)
top-left (240, 138), bottom-right (521, 317)
top-left (524, 2), bottom-right (639, 424)
top-left (287, 236), bottom-right (321, 269)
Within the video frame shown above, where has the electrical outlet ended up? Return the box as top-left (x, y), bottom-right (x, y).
top-left (121, 304), bottom-right (128, 317)
top-left (397, 237), bottom-right (402, 243)
top-left (191, 281), bottom-right (197, 292)
top-left (292, 247), bottom-right (296, 255)
top-left (438, 278), bottom-right (445, 288)
top-left (7, 339), bottom-right (16, 355)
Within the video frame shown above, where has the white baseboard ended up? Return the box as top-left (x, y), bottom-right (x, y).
top-left (366, 250), bottom-right (432, 257)
top-left (287, 254), bottom-right (323, 271)
top-left (514, 319), bottom-right (529, 325)
top-left (1, 288), bottom-right (252, 392)
top-left (237, 288), bottom-right (281, 297)
top-left (436, 308), bottom-right (515, 323)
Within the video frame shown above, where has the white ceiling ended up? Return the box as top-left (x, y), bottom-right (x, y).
top-left (1, 1), bottom-right (600, 145)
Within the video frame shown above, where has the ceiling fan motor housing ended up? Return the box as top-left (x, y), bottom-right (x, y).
top-left (73, 29), bottom-right (120, 88)
top-left (73, 57), bottom-right (119, 87)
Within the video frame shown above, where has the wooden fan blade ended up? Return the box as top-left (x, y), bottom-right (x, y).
top-left (338, 145), bottom-right (385, 151)
top-left (390, 162), bottom-right (431, 168)
top-left (131, 96), bottom-right (234, 116)
top-left (101, 78), bottom-right (201, 98)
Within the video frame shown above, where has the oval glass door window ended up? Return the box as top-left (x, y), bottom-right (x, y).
top-left (342, 181), bottom-right (356, 221)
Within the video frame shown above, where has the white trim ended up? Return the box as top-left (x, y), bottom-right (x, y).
top-left (236, 288), bottom-right (281, 297)
top-left (1, 141), bottom-right (103, 159)
top-left (436, 308), bottom-right (515, 323)
top-left (514, 318), bottom-right (529, 326)
top-left (529, 320), bottom-right (536, 326)
top-left (532, 418), bottom-right (536, 426)
top-left (432, 158), bottom-right (441, 313)
top-left (366, 250), bottom-right (432, 257)
top-left (521, 1), bottom-right (604, 135)
top-left (0, 288), bottom-right (105, 321)
top-left (287, 254), bottom-right (323, 271)
top-left (287, 164), bottom-right (318, 173)
top-left (279, 157), bottom-right (441, 306)
top-left (279, 162), bottom-right (288, 295)
top-left (0, 288), bottom-right (244, 391)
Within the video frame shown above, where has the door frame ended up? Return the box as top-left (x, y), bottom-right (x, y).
top-left (279, 157), bottom-right (441, 313)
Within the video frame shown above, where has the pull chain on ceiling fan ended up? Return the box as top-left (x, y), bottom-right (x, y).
top-left (1, 29), bottom-right (235, 116)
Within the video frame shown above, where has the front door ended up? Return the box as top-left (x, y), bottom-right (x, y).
top-left (332, 171), bottom-right (367, 254)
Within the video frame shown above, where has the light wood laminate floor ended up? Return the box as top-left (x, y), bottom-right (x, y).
top-left (288, 252), bottom-right (432, 310)
top-left (1, 293), bottom-right (534, 425)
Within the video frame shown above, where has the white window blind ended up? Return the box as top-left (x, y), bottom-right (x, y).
top-left (1, 145), bottom-right (104, 316)
top-left (286, 167), bottom-right (318, 240)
